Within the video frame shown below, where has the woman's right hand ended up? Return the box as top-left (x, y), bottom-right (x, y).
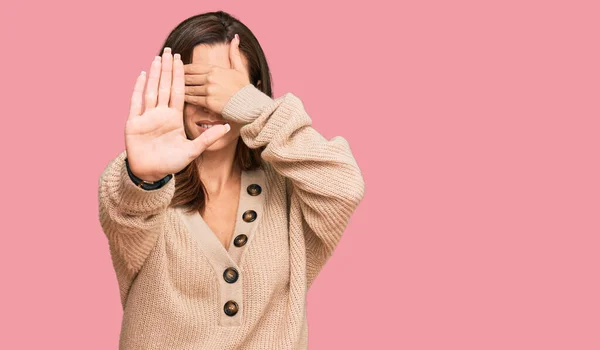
top-left (125, 47), bottom-right (231, 182)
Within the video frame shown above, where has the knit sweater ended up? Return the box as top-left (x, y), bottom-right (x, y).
top-left (98, 83), bottom-right (365, 349)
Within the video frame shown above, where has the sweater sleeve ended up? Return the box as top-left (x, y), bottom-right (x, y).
top-left (222, 84), bottom-right (366, 288)
top-left (97, 150), bottom-right (176, 294)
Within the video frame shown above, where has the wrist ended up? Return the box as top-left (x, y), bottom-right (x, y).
top-left (221, 83), bottom-right (273, 125)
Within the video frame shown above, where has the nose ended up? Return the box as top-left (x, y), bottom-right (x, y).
top-left (202, 107), bottom-right (223, 119)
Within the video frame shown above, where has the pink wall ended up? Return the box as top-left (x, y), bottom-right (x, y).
top-left (2, 0), bottom-right (599, 348)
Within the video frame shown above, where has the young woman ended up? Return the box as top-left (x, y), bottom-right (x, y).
top-left (98, 11), bottom-right (365, 349)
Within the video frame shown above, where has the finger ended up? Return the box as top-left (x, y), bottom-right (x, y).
top-left (229, 34), bottom-right (247, 74)
top-left (188, 124), bottom-right (231, 158)
top-left (183, 63), bottom-right (213, 74)
top-left (170, 53), bottom-right (185, 112)
top-left (184, 85), bottom-right (208, 96)
top-left (184, 94), bottom-right (208, 107)
top-left (184, 74), bottom-right (209, 86)
top-left (144, 56), bottom-right (162, 112)
top-left (157, 47), bottom-right (173, 107)
top-left (129, 71), bottom-right (147, 118)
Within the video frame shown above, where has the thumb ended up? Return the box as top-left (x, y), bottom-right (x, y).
top-left (188, 124), bottom-right (231, 158)
top-left (229, 34), bottom-right (247, 74)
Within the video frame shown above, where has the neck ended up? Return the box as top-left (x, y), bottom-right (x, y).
top-left (197, 139), bottom-right (240, 196)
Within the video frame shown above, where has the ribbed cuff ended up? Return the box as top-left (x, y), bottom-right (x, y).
top-left (222, 84), bottom-right (274, 125)
top-left (107, 151), bottom-right (176, 214)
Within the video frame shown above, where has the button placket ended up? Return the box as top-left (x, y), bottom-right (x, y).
top-left (228, 169), bottom-right (266, 267)
top-left (219, 170), bottom-right (266, 324)
top-left (177, 168), bottom-right (266, 327)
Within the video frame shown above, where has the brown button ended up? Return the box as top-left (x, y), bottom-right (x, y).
top-left (247, 184), bottom-right (262, 196)
top-left (242, 210), bottom-right (257, 223)
top-left (234, 234), bottom-right (248, 247)
top-left (223, 267), bottom-right (239, 283)
top-left (224, 300), bottom-right (239, 316)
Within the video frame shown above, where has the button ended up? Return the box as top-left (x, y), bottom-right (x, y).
top-left (223, 267), bottom-right (239, 283)
top-left (247, 184), bottom-right (262, 196)
top-left (224, 300), bottom-right (239, 316)
top-left (242, 210), bottom-right (257, 223)
top-left (234, 234), bottom-right (248, 247)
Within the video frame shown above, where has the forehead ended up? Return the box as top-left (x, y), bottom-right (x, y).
top-left (192, 44), bottom-right (232, 69)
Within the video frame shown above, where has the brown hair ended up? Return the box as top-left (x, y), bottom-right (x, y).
top-left (159, 11), bottom-right (272, 215)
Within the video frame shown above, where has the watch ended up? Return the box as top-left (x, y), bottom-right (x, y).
top-left (125, 157), bottom-right (173, 191)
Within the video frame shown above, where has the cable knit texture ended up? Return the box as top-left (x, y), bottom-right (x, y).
top-left (98, 83), bottom-right (365, 349)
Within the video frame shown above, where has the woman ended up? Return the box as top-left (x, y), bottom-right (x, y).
top-left (98, 10), bottom-right (365, 349)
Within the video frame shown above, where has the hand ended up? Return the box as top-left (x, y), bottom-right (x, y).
top-left (125, 47), bottom-right (232, 182)
top-left (183, 34), bottom-right (251, 115)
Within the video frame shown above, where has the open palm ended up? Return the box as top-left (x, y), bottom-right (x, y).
top-left (125, 48), bottom-right (231, 182)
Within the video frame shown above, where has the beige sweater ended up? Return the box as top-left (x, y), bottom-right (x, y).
top-left (98, 84), bottom-right (365, 349)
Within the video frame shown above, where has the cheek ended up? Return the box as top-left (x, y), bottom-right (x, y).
top-left (183, 104), bottom-right (195, 119)
top-left (214, 123), bottom-right (240, 145)
top-left (227, 122), bottom-right (242, 137)
top-left (182, 112), bottom-right (196, 139)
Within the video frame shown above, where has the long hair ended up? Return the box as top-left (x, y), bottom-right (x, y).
top-left (159, 11), bottom-right (272, 215)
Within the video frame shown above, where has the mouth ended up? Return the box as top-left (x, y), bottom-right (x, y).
top-left (196, 121), bottom-right (227, 130)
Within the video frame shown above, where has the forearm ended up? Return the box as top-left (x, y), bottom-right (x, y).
top-left (98, 150), bottom-right (176, 273)
top-left (222, 84), bottom-right (365, 247)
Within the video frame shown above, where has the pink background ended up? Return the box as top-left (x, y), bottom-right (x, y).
top-left (2, 0), bottom-right (599, 348)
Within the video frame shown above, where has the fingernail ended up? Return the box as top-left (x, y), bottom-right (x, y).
top-left (164, 47), bottom-right (171, 53)
top-left (154, 56), bottom-right (161, 62)
top-left (235, 34), bottom-right (239, 42)
top-left (174, 53), bottom-right (181, 60)
top-left (224, 123), bottom-right (231, 133)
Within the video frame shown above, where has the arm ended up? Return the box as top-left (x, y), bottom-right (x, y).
top-left (222, 84), bottom-right (366, 287)
top-left (98, 150), bottom-right (176, 296)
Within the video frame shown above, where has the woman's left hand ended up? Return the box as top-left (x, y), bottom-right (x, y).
top-left (183, 34), bottom-right (251, 115)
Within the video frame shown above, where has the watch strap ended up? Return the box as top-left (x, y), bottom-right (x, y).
top-left (125, 157), bottom-right (173, 191)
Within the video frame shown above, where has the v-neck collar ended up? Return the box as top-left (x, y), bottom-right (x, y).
top-left (175, 166), bottom-right (267, 270)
